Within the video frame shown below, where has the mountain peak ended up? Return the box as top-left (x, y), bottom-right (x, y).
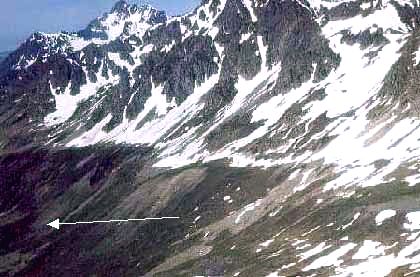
top-left (111, 0), bottom-right (130, 14)
top-left (108, 1), bottom-right (166, 23)
top-left (75, 1), bottom-right (166, 43)
top-left (110, 1), bottom-right (157, 16)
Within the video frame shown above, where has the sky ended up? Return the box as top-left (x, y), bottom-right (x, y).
top-left (0, 0), bottom-right (200, 52)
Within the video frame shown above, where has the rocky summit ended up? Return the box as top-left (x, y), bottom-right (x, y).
top-left (1, 0), bottom-right (420, 276)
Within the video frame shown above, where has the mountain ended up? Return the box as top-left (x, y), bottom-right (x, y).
top-left (1, 0), bottom-right (420, 276)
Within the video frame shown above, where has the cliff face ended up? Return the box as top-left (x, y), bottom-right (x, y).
top-left (1, 0), bottom-right (420, 276)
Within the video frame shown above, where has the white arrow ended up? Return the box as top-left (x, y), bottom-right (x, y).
top-left (47, 217), bottom-right (180, 230)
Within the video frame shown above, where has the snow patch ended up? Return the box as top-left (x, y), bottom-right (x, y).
top-left (375, 209), bottom-right (396, 225)
top-left (303, 243), bottom-right (357, 271)
top-left (235, 199), bottom-right (262, 224)
top-left (405, 211), bottom-right (420, 231)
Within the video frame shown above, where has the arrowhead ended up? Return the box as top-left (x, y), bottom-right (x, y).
top-left (47, 218), bottom-right (60, 230)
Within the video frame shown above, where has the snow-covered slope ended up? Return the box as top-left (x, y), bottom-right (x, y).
top-left (1, 0), bottom-right (420, 276)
